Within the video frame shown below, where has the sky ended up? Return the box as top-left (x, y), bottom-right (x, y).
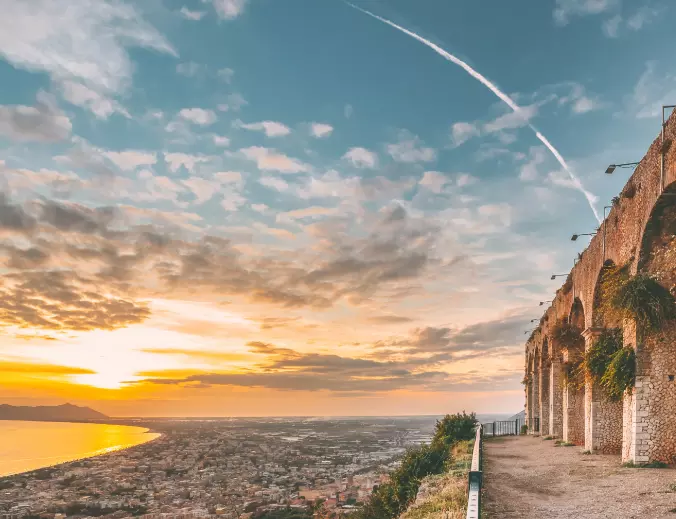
top-left (0, 0), bottom-right (674, 417)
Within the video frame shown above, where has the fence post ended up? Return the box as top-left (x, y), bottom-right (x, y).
top-left (493, 421), bottom-right (496, 437)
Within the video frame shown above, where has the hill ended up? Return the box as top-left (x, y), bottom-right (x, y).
top-left (0, 403), bottom-right (108, 422)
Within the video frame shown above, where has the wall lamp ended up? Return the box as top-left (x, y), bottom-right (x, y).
top-left (571, 232), bottom-right (596, 241)
top-left (530, 318), bottom-right (540, 323)
top-left (539, 300), bottom-right (552, 306)
top-left (550, 274), bottom-right (567, 280)
top-left (524, 329), bottom-right (535, 335)
top-left (605, 162), bottom-right (640, 174)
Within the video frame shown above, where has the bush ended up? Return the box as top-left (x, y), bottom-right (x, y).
top-left (354, 413), bottom-right (477, 519)
top-left (601, 347), bottom-right (636, 401)
top-left (611, 274), bottom-right (676, 333)
top-left (563, 356), bottom-right (585, 391)
top-left (520, 425), bottom-right (528, 435)
top-left (585, 329), bottom-right (622, 382)
top-left (552, 320), bottom-right (583, 348)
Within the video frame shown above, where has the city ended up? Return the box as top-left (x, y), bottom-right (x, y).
top-left (0, 417), bottom-right (436, 518)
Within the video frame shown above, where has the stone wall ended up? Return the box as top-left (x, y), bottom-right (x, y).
top-left (524, 110), bottom-right (676, 462)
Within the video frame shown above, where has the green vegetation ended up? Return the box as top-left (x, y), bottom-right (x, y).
top-left (585, 329), bottom-right (622, 381)
top-left (354, 412), bottom-right (477, 519)
top-left (554, 440), bottom-right (575, 447)
top-left (601, 347), bottom-right (636, 401)
top-left (611, 274), bottom-right (676, 333)
top-left (520, 425), bottom-right (528, 435)
top-left (255, 507), bottom-right (313, 519)
top-left (581, 450), bottom-right (592, 455)
top-left (542, 436), bottom-right (555, 440)
top-left (563, 356), bottom-right (585, 391)
top-left (552, 319), bottom-right (583, 348)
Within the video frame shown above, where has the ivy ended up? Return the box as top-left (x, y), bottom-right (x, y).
top-left (584, 329), bottom-right (623, 382)
top-left (551, 319), bottom-right (583, 349)
top-left (610, 274), bottom-right (676, 333)
top-left (562, 356), bottom-right (585, 391)
top-left (601, 347), bottom-right (636, 401)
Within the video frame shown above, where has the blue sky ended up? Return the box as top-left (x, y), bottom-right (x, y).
top-left (0, 0), bottom-right (674, 416)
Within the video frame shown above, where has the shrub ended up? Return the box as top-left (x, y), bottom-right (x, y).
top-left (552, 320), bottom-right (583, 348)
top-left (354, 413), bottom-right (477, 519)
top-left (601, 347), bottom-right (636, 401)
top-left (563, 356), bottom-right (585, 391)
top-left (520, 425), bottom-right (528, 435)
top-left (584, 329), bottom-right (622, 382)
top-left (610, 274), bottom-right (676, 333)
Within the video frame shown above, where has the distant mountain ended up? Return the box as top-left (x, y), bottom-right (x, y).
top-left (0, 403), bottom-right (108, 422)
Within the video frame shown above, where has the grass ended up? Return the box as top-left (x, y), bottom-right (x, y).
top-left (554, 440), bottom-right (575, 447)
top-left (581, 450), bottom-right (592, 455)
top-left (542, 435), bottom-right (555, 441)
top-left (622, 461), bottom-right (669, 469)
top-left (399, 441), bottom-right (473, 519)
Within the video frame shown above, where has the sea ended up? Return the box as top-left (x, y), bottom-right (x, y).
top-left (0, 420), bottom-right (160, 477)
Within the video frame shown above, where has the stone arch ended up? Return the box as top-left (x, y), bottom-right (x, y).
top-left (562, 298), bottom-right (585, 445)
top-left (539, 337), bottom-right (552, 435)
top-left (586, 264), bottom-right (624, 454)
top-left (592, 260), bottom-right (621, 328)
top-left (627, 182), bottom-right (676, 463)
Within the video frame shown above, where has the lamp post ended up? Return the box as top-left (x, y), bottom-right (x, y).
top-left (661, 105), bottom-right (676, 193)
top-left (570, 232), bottom-right (596, 241)
top-left (550, 274), bottom-right (567, 280)
top-left (539, 301), bottom-right (552, 306)
top-left (605, 162), bottom-right (640, 174)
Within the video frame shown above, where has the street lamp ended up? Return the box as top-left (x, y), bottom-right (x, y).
top-left (571, 232), bottom-right (596, 241)
top-left (539, 300), bottom-right (552, 306)
top-left (524, 329), bottom-right (534, 335)
top-left (605, 162), bottom-right (640, 174)
top-left (550, 274), bottom-right (567, 280)
top-left (530, 318), bottom-right (540, 323)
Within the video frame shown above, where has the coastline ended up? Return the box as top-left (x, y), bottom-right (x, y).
top-left (0, 421), bottom-right (162, 478)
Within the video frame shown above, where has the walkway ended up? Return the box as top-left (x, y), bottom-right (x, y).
top-left (482, 436), bottom-right (676, 519)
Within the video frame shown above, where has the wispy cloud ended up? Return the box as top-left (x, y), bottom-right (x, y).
top-left (310, 123), bottom-right (334, 138)
top-left (343, 147), bottom-right (378, 168)
top-left (239, 120), bottom-right (291, 137)
top-left (241, 147), bottom-right (311, 173)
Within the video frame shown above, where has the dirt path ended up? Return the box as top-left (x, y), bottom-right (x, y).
top-left (482, 436), bottom-right (676, 519)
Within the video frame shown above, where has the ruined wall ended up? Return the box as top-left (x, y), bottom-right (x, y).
top-left (525, 111), bottom-right (676, 462)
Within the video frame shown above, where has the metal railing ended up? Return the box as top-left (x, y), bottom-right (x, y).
top-left (466, 424), bottom-right (483, 519)
top-left (482, 419), bottom-right (524, 437)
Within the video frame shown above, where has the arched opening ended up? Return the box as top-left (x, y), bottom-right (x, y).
top-left (586, 261), bottom-right (624, 454)
top-left (561, 298), bottom-right (585, 445)
top-left (629, 183), bottom-right (676, 463)
top-left (532, 348), bottom-right (541, 434)
top-left (539, 338), bottom-right (551, 436)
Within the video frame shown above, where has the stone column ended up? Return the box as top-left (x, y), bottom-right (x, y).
top-left (532, 364), bottom-right (540, 434)
top-left (549, 359), bottom-right (563, 438)
top-left (561, 349), bottom-right (585, 445)
top-left (583, 327), bottom-right (623, 454)
top-left (539, 360), bottom-right (551, 436)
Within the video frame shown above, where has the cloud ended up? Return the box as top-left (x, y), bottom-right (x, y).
top-left (553, 0), bottom-right (618, 25)
top-left (602, 15), bottom-right (622, 37)
top-left (368, 315), bottom-right (415, 324)
top-left (0, 193), bottom-right (37, 232)
top-left (419, 171), bottom-right (450, 194)
top-left (277, 206), bottom-right (337, 223)
top-left (213, 135), bottom-right (231, 147)
top-left (603, 7), bottom-right (660, 38)
top-left (212, 0), bottom-right (249, 19)
top-left (386, 132), bottom-right (436, 163)
top-left (343, 147), bottom-right (378, 169)
top-left (176, 62), bottom-right (204, 77)
top-left (259, 176), bottom-right (289, 192)
top-left (0, 270), bottom-right (150, 332)
top-left (0, 359), bottom-right (96, 375)
top-left (104, 150), bottom-right (157, 171)
top-left (180, 7), bottom-right (206, 20)
top-left (0, 93), bottom-right (72, 142)
top-left (483, 103), bottom-right (538, 133)
top-left (451, 122), bottom-right (480, 147)
top-left (519, 147), bottom-right (548, 182)
top-left (344, 104), bottom-right (353, 119)
top-left (240, 147), bottom-right (311, 173)
top-left (164, 152), bottom-right (212, 174)
top-left (310, 123), bottom-right (334, 139)
top-left (240, 120), bottom-right (291, 137)
top-left (0, 0), bottom-right (175, 117)
top-left (627, 61), bottom-right (676, 119)
top-left (179, 108), bottom-right (217, 126)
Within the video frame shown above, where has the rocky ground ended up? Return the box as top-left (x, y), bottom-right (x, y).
top-left (482, 436), bottom-right (676, 519)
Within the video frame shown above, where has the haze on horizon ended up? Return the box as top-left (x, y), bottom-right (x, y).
top-left (0, 0), bottom-right (672, 417)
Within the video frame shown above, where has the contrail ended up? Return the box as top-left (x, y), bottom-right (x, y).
top-left (345, 2), bottom-right (601, 223)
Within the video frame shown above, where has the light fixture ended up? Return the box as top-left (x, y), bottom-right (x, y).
top-left (539, 300), bottom-right (552, 306)
top-left (551, 274), bottom-right (567, 280)
top-left (571, 232), bottom-right (596, 241)
top-left (605, 162), bottom-right (640, 174)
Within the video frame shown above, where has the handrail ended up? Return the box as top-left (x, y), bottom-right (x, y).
top-left (466, 424), bottom-right (482, 519)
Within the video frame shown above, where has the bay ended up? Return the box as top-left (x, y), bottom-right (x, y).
top-left (0, 420), bottom-right (159, 477)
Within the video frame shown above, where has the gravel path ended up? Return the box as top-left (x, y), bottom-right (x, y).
top-left (482, 436), bottom-right (676, 518)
